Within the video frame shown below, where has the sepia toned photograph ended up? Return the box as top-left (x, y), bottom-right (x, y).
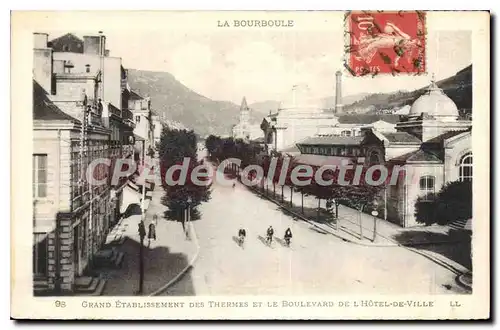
top-left (11, 10), bottom-right (490, 320)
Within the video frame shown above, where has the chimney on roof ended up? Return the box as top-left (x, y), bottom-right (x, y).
top-left (33, 32), bottom-right (48, 48)
top-left (33, 32), bottom-right (53, 94)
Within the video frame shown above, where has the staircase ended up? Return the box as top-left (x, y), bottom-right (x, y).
top-left (33, 278), bottom-right (49, 296)
top-left (449, 218), bottom-right (471, 231)
top-left (74, 276), bottom-right (107, 296)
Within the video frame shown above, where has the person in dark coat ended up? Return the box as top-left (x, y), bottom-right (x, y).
top-left (148, 221), bottom-right (156, 243)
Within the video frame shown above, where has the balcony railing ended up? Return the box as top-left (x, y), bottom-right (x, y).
top-left (122, 108), bottom-right (133, 121)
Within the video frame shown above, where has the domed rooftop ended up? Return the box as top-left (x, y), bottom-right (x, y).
top-left (279, 84), bottom-right (326, 112)
top-left (409, 79), bottom-right (459, 121)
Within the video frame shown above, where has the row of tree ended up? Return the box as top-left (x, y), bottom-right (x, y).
top-left (205, 135), bottom-right (385, 229)
top-left (158, 128), bottom-right (211, 223)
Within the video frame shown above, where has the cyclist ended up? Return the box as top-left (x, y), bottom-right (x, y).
top-left (266, 225), bottom-right (274, 245)
top-left (284, 227), bottom-right (293, 247)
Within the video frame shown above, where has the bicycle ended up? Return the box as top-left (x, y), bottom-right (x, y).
top-left (238, 234), bottom-right (245, 248)
top-left (266, 233), bottom-right (273, 246)
top-left (284, 236), bottom-right (291, 247)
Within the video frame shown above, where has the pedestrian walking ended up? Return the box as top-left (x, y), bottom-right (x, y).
top-left (148, 215), bottom-right (157, 247)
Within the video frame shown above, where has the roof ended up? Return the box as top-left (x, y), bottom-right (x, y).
top-left (390, 149), bottom-right (443, 163)
top-left (297, 135), bottom-right (364, 146)
top-left (380, 132), bottom-right (421, 144)
top-left (281, 144), bottom-right (300, 153)
top-left (49, 33), bottom-right (83, 44)
top-left (33, 80), bottom-right (79, 122)
top-left (338, 114), bottom-right (401, 124)
top-left (409, 81), bottom-right (459, 118)
top-left (130, 90), bottom-right (144, 100)
top-left (425, 129), bottom-right (470, 144)
top-left (241, 97), bottom-right (248, 110)
top-left (294, 154), bottom-right (357, 167)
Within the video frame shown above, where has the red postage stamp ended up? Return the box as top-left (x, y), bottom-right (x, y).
top-left (345, 11), bottom-right (426, 76)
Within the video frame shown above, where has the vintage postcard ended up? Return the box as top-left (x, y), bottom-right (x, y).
top-left (11, 11), bottom-right (490, 320)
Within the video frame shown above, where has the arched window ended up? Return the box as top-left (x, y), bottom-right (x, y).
top-left (419, 176), bottom-right (435, 198)
top-left (369, 151), bottom-right (380, 165)
top-left (459, 153), bottom-right (473, 181)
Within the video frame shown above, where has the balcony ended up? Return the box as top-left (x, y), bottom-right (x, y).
top-left (108, 103), bottom-right (121, 118)
top-left (122, 108), bottom-right (135, 128)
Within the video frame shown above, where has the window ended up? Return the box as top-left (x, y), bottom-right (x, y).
top-left (369, 151), bottom-right (380, 165)
top-left (459, 153), bottom-right (472, 181)
top-left (346, 147), bottom-right (352, 155)
top-left (319, 147), bottom-right (325, 155)
top-left (33, 233), bottom-right (48, 276)
top-left (313, 147), bottom-right (319, 154)
top-left (419, 176), bottom-right (435, 198)
top-left (341, 130), bottom-right (352, 137)
top-left (33, 154), bottom-right (47, 198)
top-left (136, 116), bottom-right (141, 123)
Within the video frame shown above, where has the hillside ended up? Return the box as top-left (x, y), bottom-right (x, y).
top-left (127, 69), bottom-right (261, 136)
top-left (343, 65), bottom-right (472, 116)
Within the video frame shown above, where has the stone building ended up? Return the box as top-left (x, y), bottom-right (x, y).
top-left (362, 80), bottom-right (472, 227)
top-left (129, 90), bottom-right (155, 155)
top-left (292, 78), bottom-right (472, 227)
top-left (231, 97), bottom-right (263, 141)
top-left (259, 71), bottom-right (400, 152)
top-left (32, 32), bottom-right (136, 295)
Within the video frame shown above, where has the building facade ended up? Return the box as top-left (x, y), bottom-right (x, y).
top-left (33, 32), bottom-right (136, 295)
top-left (232, 97), bottom-right (263, 141)
top-left (291, 79), bottom-right (472, 227)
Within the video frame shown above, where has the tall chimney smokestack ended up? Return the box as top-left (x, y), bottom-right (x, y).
top-left (335, 70), bottom-right (343, 114)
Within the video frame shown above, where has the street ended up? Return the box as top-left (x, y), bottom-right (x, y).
top-left (161, 163), bottom-right (467, 296)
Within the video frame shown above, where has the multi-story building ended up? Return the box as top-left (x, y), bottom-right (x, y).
top-left (292, 78), bottom-right (472, 227)
top-left (151, 110), bottom-right (164, 149)
top-left (32, 32), bottom-right (136, 295)
top-left (129, 90), bottom-right (154, 154)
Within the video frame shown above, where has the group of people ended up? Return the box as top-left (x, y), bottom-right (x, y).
top-left (237, 226), bottom-right (293, 247)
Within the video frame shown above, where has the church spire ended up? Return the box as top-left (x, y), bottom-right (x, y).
top-left (240, 97), bottom-right (249, 111)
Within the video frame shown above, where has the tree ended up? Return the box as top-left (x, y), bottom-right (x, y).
top-left (415, 180), bottom-right (472, 226)
top-left (159, 127), bottom-right (211, 223)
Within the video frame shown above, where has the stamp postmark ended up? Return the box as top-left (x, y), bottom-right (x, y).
top-left (345, 11), bottom-right (426, 76)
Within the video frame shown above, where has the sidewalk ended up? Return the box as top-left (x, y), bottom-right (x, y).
top-left (101, 180), bottom-right (199, 296)
top-left (251, 180), bottom-right (471, 275)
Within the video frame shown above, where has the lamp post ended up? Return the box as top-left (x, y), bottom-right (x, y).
top-left (185, 196), bottom-right (192, 239)
top-left (137, 219), bottom-right (146, 294)
top-left (371, 200), bottom-right (379, 243)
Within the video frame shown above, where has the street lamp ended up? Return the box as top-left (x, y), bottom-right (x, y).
top-left (137, 220), bottom-right (146, 294)
top-left (371, 200), bottom-right (379, 243)
top-left (185, 196), bottom-right (193, 239)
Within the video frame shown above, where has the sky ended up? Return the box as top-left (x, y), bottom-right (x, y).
top-left (47, 22), bottom-right (471, 105)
